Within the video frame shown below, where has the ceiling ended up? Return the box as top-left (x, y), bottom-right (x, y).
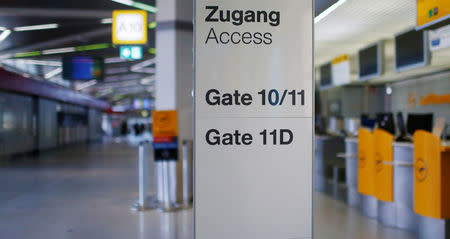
top-left (1, 0), bottom-right (442, 106)
top-left (315, 0), bottom-right (417, 65)
top-left (0, 0), bottom-right (156, 105)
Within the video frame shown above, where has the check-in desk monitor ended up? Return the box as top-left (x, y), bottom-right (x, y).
top-left (376, 113), bottom-right (395, 135)
top-left (407, 113), bottom-right (433, 135)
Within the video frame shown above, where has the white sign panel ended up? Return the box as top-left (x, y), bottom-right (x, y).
top-left (195, 1), bottom-right (313, 239)
top-left (429, 24), bottom-right (450, 51)
top-left (332, 59), bottom-right (351, 86)
top-left (112, 10), bottom-right (147, 45)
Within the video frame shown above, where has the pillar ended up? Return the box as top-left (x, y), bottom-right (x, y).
top-left (155, 0), bottom-right (193, 203)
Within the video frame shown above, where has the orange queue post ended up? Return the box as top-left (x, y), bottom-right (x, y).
top-left (357, 128), bottom-right (378, 218)
top-left (373, 129), bottom-right (395, 227)
top-left (414, 130), bottom-right (450, 239)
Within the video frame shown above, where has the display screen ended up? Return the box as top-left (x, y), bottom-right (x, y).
top-left (395, 29), bottom-right (427, 70)
top-left (63, 56), bottom-right (104, 81)
top-left (407, 113), bottom-right (433, 135)
top-left (320, 63), bottom-right (332, 87)
top-left (376, 113), bottom-right (395, 135)
top-left (358, 45), bottom-right (379, 79)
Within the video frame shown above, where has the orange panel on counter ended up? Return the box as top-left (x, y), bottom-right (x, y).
top-left (358, 128), bottom-right (376, 196)
top-left (414, 130), bottom-right (450, 219)
top-left (374, 129), bottom-right (394, 202)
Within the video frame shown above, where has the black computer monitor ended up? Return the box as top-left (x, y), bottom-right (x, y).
top-left (396, 112), bottom-right (407, 136)
top-left (361, 114), bottom-right (376, 129)
top-left (406, 113), bottom-right (433, 135)
top-left (376, 113), bottom-right (395, 135)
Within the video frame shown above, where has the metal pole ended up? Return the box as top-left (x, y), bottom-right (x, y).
top-left (138, 143), bottom-right (149, 208)
top-left (159, 159), bottom-right (181, 212)
top-left (162, 161), bottom-right (171, 210)
top-left (182, 140), bottom-right (192, 208)
top-left (131, 142), bottom-right (156, 211)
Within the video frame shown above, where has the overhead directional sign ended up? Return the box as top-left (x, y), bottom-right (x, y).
top-left (120, 46), bottom-right (143, 59)
top-left (195, 1), bottom-right (313, 239)
top-left (113, 10), bottom-right (147, 45)
top-left (416, 0), bottom-right (450, 30)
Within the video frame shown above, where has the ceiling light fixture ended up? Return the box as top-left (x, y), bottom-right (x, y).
top-left (44, 67), bottom-right (63, 79)
top-left (14, 51), bottom-right (41, 58)
top-left (130, 58), bottom-right (155, 71)
top-left (14, 59), bottom-right (61, 66)
top-left (76, 43), bottom-right (110, 51)
top-left (0, 29), bottom-right (11, 43)
top-left (140, 76), bottom-right (154, 85)
top-left (42, 47), bottom-right (76, 55)
top-left (101, 18), bottom-right (113, 24)
top-left (13, 23), bottom-right (58, 32)
top-left (314, 0), bottom-right (347, 24)
top-left (110, 0), bottom-right (157, 13)
top-left (75, 80), bottom-right (98, 91)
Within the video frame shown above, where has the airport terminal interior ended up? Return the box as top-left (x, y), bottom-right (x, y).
top-left (0, 0), bottom-right (449, 238)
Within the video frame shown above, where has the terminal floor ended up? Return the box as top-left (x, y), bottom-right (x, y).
top-left (0, 142), bottom-right (415, 239)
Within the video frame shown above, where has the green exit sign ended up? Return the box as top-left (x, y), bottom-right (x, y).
top-left (120, 46), bottom-right (143, 60)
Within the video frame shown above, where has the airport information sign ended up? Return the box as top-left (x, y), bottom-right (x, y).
top-left (120, 46), bottom-right (143, 60)
top-left (194, 1), bottom-right (313, 239)
top-left (113, 10), bottom-right (147, 45)
top-left (416, 0), bottom-right (450, 30)
top-left (152, 110), bottom-right (178, 161)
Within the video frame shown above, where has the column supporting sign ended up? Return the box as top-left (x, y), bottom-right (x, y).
top-left (195, 1), bottom-right (313, 239)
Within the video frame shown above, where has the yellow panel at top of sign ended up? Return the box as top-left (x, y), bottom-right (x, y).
top-left (417, 0), bottom-right (450, 28)
top-left (332, 54), bottom-right (349, 65)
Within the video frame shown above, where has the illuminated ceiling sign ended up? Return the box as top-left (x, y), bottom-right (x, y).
top-left (113, 10), bottom-right (148, 45)
top-left (120, 46), bottom-right (143, 60)
top-left (416, 0), bottom-right (450, 30)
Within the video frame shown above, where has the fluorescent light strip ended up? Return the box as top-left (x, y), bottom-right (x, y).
top-left (110, 0), bottom-right (157, 13)
top-left (14, 51), bottom-right (41, 57)
top-left (14, 23), bottom-right (58, 32)
top-left (111, 0), bottom-right (133, 6)
top-left (0, 54), bottom-right (13, 59)
top-left (0, 29), bottom-right (11, 42)
top-left (76, 80), bottom-right (98, 91)
top-left (18, 59), bottom-right (62, 66)
top-left (101, 18), bottom-right (113, 24)
top-left (42, 47), bottom-right (76, 55)
top-left (314, 0), bottom-right (347, 24)
top-left (44, 67), bottom-right (63, 79)
top-left (130, 58), bottom-right (155, 71)
top-left (140, 76), bottom-right (154, 85)
top-left (132, 2), bottom-right (157, 13)
top-left (132, 68), bottom-right (155, 74)
top-left (76, 43), bottom-right (109, 51)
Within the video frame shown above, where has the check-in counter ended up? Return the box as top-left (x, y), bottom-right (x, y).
top-left (374, 129), bottom-right (395, 227)
top-left (344, 137), bottom-right (359, 208)
top-left (358, 128), bottom-right (378, 218)
top-left (314, 135), bottom-right (345, 197)
top-left (413, 131), bottom-right (450, 239)
top-left (392, 142), bottom-right (418, 232)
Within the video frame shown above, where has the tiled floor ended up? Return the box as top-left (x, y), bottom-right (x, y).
top-left (0, 142), bottom-right (415, 239)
